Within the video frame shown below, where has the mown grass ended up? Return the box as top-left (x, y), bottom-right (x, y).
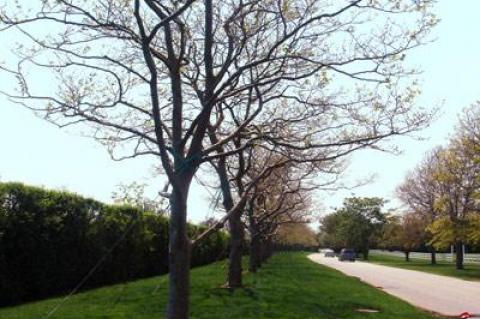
top-left (368, 254), bottom-right (480, 281)
top-left (0, 252), bottom-right (443, 319)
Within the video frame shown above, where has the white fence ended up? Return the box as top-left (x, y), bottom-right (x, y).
top-left (370, 249), bottom-right (480, 264)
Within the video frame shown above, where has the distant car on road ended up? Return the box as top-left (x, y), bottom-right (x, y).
top-left (324, 249), bottom-right (335, 257)
top-left (338, 248), bottom-right (356, 262)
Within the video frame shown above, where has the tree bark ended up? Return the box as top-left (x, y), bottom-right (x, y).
top-left (455, 240), bottom-right (464, 270)
top-left (249, 238), bottom-right (261, 272)
top-left (212, 150), bottom-right (244, 289)
top-left (167, 179), bottom-right (191, 319)
top-left (248, 223), bottom-right (260, 273)
top-left (228, 210), bottom-right (244, 288)
top-left (405, 251), bottom-right (410, 262)
top-left (247, 200), bottom-right (261, 273)
top-left (261, 238), bottom-right (273, 262)
top-left (430, 247), bottom-right (437, 265)
top-left (362, 249), bottom-right (369, 260)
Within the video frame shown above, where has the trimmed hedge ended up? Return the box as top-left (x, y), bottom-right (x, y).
top-left (0, 182), bottom-right (228, 307)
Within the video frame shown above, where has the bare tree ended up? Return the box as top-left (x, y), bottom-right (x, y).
top-left (458, 102), bottom-right (480, 147)
top-left (1, 1), bottom-right (437, 317)
top-left (399, 212), bottom-right (426, 261)
top-left (378, 212), bottom-right (425, 261)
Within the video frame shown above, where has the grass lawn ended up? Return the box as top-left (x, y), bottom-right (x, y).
top-left (368, 254), bottom-right (480, 281)
top-left (0, 252), bottom-right (443, 319)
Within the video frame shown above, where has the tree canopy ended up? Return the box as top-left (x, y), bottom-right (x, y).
top-left (0, 1), bottom-right (437, 317)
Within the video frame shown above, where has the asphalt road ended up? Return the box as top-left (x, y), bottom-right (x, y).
top-left (308, 253), bottom-right (480, 317)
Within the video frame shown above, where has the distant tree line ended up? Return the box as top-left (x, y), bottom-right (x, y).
top-left (0, 182), bottom-right (228, 307)
top-left (318, 105), bottom-right (480, 269)
top-left (318, 197), bottom-right (386, 260)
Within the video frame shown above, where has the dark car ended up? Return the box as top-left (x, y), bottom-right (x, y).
top-left (338, 248), bottom-right (356, 262)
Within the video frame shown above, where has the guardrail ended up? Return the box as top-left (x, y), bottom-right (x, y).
top-left (370, 250), bottom-right (480, 264)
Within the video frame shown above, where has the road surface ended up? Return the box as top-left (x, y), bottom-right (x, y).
top-left (308, 253), bottom-right (480, 317)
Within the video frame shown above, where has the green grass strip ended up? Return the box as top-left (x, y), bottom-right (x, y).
top-left (0, 252), bottom-right (444, 318)
top-left (367, 254), bottom-right (480, 281)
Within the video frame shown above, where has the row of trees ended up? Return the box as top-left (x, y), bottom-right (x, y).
top-left (0, 1), bottom-right (437, 318)
top-left (395, 104), bottom-right (480, 269)
top-left (318, 195), bottom-right (478, 265)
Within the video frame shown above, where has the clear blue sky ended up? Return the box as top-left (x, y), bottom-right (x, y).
top-left (0, 1), bottom-right (479, 223)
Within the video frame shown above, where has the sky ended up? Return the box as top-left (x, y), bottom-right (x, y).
top-left (0, 1), bottom-right (479, 224)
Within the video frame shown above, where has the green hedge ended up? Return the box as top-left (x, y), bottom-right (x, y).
top-left (0, 182), bottom-right (228, 307)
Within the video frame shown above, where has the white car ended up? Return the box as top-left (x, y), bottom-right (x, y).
top-left (323, 249), bottom-right (335, 257)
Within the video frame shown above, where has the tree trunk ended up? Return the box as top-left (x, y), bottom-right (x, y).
top-left (249, 237), bottom-right (259, 273)
top-left (258, 240), bottom-right (265, 264)
top-left (248, 209), bottom-right (260, 273)
top-left (430, 247), bottom-right (437, 265)
top-left (455, 240), bottom-right (464, 270)
top-left (262, 238), bottom-right (273, 262)
top-left (255, 240), bottom-right (263, 269)
top-left (405, 251), bottom-right (410, 262)
top-left (207, 113), bottom-right (247, 288)
top-left (247, 200), bottom-right (261, 273)
top-left (363, 249), bottom-right (369, 260)
top-left (167, 180), bottom-right (191, 319)
top-left (212, 151), bottom-right (244, 289)
top-left (228, 210), bottom-right (244, 288)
